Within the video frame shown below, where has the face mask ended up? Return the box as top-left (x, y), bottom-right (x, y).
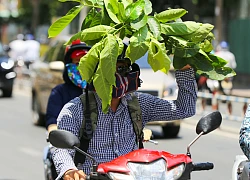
top-left (112, 71), bottom-right (140, 98)
top-left (66, 63), bottom-right (87, 89)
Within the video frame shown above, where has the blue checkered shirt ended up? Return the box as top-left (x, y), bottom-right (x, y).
top-left (53, 68), bottom-right (197, 179)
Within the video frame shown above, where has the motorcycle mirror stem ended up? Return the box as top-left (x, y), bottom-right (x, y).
top-left (73, 146), bottom-right (98, 167)
top-left (186, 111), bottom-right (222, 158)
top-left (186, 131), bottom-right (204, 158)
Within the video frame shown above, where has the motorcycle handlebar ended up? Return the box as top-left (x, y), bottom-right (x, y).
top-left (192, 162), bottom-right (214, 171)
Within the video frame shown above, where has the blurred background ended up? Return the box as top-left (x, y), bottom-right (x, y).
top-left (0, 0), bottom-right (250, 79)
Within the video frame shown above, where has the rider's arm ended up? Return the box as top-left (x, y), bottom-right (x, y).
top-left (138, 67), bottom-right (197, 124)
top-left (239, 104), bottom-right (250, 159)
top-left (45, 85), bottom-right (64, 130)
top-left (52, 97), bottom-right (84, 180)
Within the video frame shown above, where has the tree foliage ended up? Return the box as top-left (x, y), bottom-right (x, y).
top-left (48, 0), bottom-right (236, 113)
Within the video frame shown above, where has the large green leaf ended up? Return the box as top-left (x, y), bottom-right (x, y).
top-left (100, 6), bottom-right (115, 25)
top-left (48, 5), bottom-right (84, 37)
top-left (131, 13), bottom-right (148, 30)
top-left (147, 16), bottom-right (161, 39)
top-left (208, 53), bottom-right (228, 67)
top-left (100, 34), bottom-right (119, 84)
top-left (155, 8), bottom-right (187, 23)
top-left (80, 25), bottom-right (115, 41)
top-left (104, 0), bottom-right (120, 23)
top-left (172, 56), bottom-right (189, 69)
top-left (161, 21), bottom-right (201, 36)
top-left (93, 67), bottom-right (113, 113)
top-left (121, 0), bottom-right (133, 8)
top-left (197, 67), bottom-right (236, 80)
top-left (144, 0), bottom-right (152, 15)
top-left (200, 39), bottom-right (214, 53)
top-left (182, 23), bottom-right (214, 43)
top-left (81, 8), bottom-right (101, 30)
top-left (148, 39), bottom-right (171, 73)
top-left (78, 42), bottom-right (102, 83)
top-left (173, 51), bottom-right (214, 72)
top-left (188, 51), bottom-right (214, 71)
top-left (167, 36), bottom-right (200, 58)
top-left (126, 26), bottom-right (149, 63)
top-left (90, 35), bottom-right (120, 113)
top-left (117, 2), bottom-right (126, 21)
top-left (125, 0), bottom-right (145, 21)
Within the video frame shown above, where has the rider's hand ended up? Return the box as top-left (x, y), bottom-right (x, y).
top-left (143, 128), bottom-right (152, 141)
top-left (180, 64), bottom-right (192, 71)
top-left (63, 169), bottom-right (86, 180)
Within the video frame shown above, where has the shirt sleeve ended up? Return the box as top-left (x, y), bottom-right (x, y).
top-left (138, 68), bottom-right (198, 124)
top-left (52, 97), bottom-right (83, 179)
top-left (239, 104), bottom-right (250, 159)
top-left (45, 86), bottom-right (64, 129)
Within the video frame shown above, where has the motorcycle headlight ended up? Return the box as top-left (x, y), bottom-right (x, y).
top-left (108, 159), bottom-right (185, 180)
top-left (127, 159), bottom-right (167, 179)
top-left (1, 59), bottom-right (14, 70)
top-left (109, 172), bottom-right (134, 180)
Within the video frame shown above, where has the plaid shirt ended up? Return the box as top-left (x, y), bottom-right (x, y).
top-left (53, 68), bottom-right (197, 179)
top-left (239, 104), bottom-right (250, 158)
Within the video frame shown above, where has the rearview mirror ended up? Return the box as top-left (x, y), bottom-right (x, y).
top-left (196, 111), bottom-right (222, 135)
top-left (49, 130), bottom-right (80, 149)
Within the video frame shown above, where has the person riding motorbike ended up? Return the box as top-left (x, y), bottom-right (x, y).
top-left (52, 43), bottom-right (198, 180)
top-left (46, 39), bottom-right (90, 133)
top-left (44, 39), bottom-right (91, 180)
top-left (44, 41), bottom-right (153, 180)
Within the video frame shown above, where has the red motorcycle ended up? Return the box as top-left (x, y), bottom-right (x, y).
top-left (49, 111), bottom-right (222, 180)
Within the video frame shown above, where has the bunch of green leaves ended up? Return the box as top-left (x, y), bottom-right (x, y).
top-left (48, 0), bottom-right (236, 113)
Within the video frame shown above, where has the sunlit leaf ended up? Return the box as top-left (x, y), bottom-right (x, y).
top-left (125, 0), bottom-right (145, 21)
top-left (121, 0), bottom-right (133, 8)
top-left (161, 21), bottom-right (201, 36)
top-left (131, 13), bottom-right (148, 30)
top-left (81, 8), bottom-right (101, 30)
top-left (104, 0), bottom-right (120, 23)
top-left (147, 16), bottom-right (161, 38)
top-left (78, 42), bottom-right (102, 83)
top-left (144, 0), bottom-right (152, 15)
top-left (100, 34), bottom-right (119, 84)
top-left (208, 53), bottom-right (227, 67)
top-left (182, 23), bottom-right (214, 43)
top-left (80, 25), bottom-right (115, 41)
top-left (93, 68), bottom-right (112, 113)
top-left (148, 39), bottom-right (171, 73)
top-left (48, 5), bottom-right (84, 37)
top-left (126, 26), bottom-right (149, 63)
top-left (155, 8), bottom-right (187, 23)
top-left (197, 67), bottom-right (236, 80)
